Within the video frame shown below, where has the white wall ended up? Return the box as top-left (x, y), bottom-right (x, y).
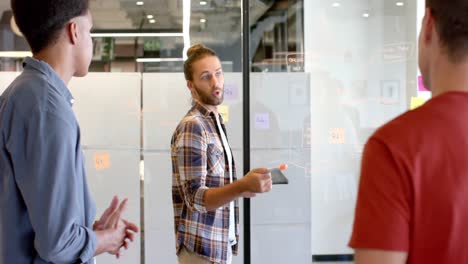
top-left (70, 73), bottom-right (142, 264)
top-left (0, 72), bottom-right (20, 93)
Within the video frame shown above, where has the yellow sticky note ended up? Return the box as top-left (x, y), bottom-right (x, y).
top-left (94, 153), bottom-right (111, 170)
top-left (410, 97), bottom-right (427, 110)
top-left (218, 105), bottom-right (229, 123)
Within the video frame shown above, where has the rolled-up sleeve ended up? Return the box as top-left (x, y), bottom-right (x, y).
top-left (11, 110), bottom-right (96, 264)
top-left (175, 120), bottom-right (209, 213)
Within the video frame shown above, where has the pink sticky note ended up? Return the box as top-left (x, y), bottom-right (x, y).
top-left (418, 76), bottom-right (428, 92)
top-left (223, 84), bottom-right (239, 101)
top-left (254, 113), bottom-right (270, 130)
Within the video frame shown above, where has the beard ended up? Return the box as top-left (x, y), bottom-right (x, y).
top-left (193, 84), bottom-right (224, 106)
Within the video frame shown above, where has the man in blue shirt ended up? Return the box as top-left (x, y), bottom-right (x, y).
top-left (0, 0), bottom-right (138, 263)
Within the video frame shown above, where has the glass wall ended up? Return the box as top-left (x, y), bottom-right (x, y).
top-left (0, 0), bottom-right (423, 263)
top-left (305, 0), bottom-right (418, 260)
top-left (249, 1), bottom-right (311, 263)
top-left (70, 73), bottom-right (143, 264)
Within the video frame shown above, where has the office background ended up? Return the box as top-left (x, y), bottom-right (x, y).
top-left (0, 0), bottom-right (426, 263)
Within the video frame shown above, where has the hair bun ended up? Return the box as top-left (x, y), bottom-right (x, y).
top-left (187, 44), bottom-right (206, 58)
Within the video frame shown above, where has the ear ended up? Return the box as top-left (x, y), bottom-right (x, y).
top-left (66, 21), bottom-right (79, 45)
top-left (422, 8), bottom-right (435, 45)
top-left (187, 80), bottom-right (194, 91)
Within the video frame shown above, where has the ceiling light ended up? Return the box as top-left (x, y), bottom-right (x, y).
top-left (136, 1), bottom-right (144, 6)
top-left (332, 2), bottom-right (340, 7)
top-left (136, 58), bottom-right (184, 63)
top-left (0, 51), bottom-right (32, 58)
top-left (200, 18), bottom-right (206, 23)
top-left (90, 33), bottom-right (184, 38)
top-left (363, 13), bottom-right (370, 18)
top-left (182, 0), bottom-right (191, 61)
top-left (396, 2), bottom-right (404, 6)
top-left (147, 15), bottom-right (154, 19)
top-left (200, 1), bottom-right (207, 5)
top-left (149, 19), bottom-right (156, 23)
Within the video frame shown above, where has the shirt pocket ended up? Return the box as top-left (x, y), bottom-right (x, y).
top-left (206, 143), bottom-right (225, 181)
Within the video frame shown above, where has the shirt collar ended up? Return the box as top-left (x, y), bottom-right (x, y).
top-left (192, 101), bottom-right (225, 123)
top-left (23, 57), bottom-right (75, 107)
top-left (193, 101), bottom-right (215, 117)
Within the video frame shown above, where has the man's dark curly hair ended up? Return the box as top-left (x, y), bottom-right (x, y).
top-left (11, 0), bottom-right (89, 53)
top-left (426, 0), bottom-right (468, 62)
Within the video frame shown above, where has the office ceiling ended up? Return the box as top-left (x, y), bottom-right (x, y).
top-left (0, 0), bottom-right (410, 47)
top-left (1, 0), bottom-right (273, 44)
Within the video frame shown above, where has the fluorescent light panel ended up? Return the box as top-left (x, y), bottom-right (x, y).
top-left (136, 58), bottom-right (184, 63)
top-left (0, 51), bottom-right (32, 58)
top-left (182, 0), bottom-right (191, 60)
top-left (90, 33), bottom-right (184, 38)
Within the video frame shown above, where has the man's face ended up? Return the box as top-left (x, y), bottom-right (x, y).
top-left (74, 10), bottom-right (93, 77)
top-left (189, 56), bottom-right (224, 106)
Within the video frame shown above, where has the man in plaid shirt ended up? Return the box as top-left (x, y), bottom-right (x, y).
top-left (171, 44), bottom-right (273, 264)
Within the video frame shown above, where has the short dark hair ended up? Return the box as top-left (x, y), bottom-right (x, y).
top-left (11, 0), bottom-right (90, 53)
top-left (427, 0), bottom-right (468, 62)
top-left (183, 44), bottom-right (218, 81)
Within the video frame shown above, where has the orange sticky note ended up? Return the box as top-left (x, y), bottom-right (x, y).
top-left (94, 153), bottom-right (111, 170)
top-left (329, 128), bottom-right (345, 144)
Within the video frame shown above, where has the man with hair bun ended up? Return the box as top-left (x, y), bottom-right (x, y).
top-left (171, 44), bottom-right (273, 264)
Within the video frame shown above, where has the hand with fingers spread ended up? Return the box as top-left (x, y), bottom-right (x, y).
top-left (115, 219), bottom-right (139, 258)
top-left (240, 168), bottom-right (273, 194)
top-left (93, 196), bottom-right (139, 258)
top-left (93, 195), bottom-right (119, 230)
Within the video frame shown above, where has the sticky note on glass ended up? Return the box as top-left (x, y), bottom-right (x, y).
top-left (254, 113), bottom-right (270, 130)
top-left (94, 153), bottom-right (111, 170)
top-left (410, 97), bottom-right (427, 110)
top-left (417, 76), bottom-right (429, 92)
top-left (329, 128), bottom-right (345, 144)
top-left (218, 105), bottom-right (229, 123)
top-left (224, 84), bottom-right (239, 101)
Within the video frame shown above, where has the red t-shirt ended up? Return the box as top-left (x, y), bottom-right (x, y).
top-left (349, 91), bottom-right (468, 263)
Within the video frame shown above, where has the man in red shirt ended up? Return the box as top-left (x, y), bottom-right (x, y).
top-left (349, 1), bottom-right (468, 263)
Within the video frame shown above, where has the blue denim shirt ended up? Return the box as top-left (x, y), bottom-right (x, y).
top-left (0, 57), bottom-right (96, 263)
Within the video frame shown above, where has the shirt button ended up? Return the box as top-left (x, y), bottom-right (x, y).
top-left (70, 99), bottom-right (75, 104)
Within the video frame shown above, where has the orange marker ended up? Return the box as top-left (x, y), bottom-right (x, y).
top-left (268, 164), bottom-right (288, 172)
top-left (268, 164), bottom-right (289, 184)
top-left (279, 164), bottom-right (288, 171)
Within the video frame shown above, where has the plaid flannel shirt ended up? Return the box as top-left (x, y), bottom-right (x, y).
top-left (171, 102), bottom-right (239, 264)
